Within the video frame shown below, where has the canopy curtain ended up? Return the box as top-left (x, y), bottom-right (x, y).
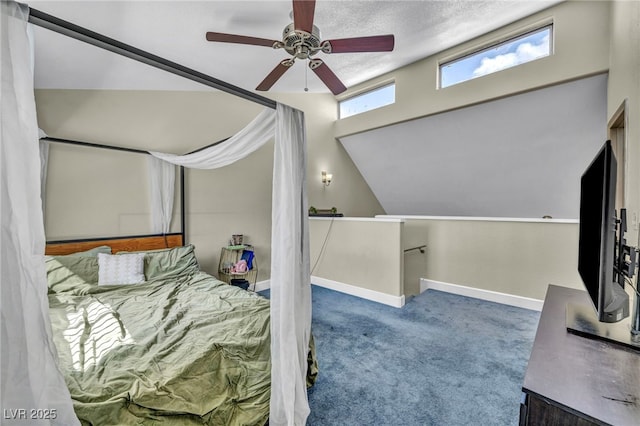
top-left (150, 103), bottom-right (312, 425)
top-left (147, 156), bottom-right (175, 234)
top-left (39, 138), bottom-right (49, 214)
top-left (39, 129), bottom-right (49, 215)
top-left (0, 2), bottom-right (79, 425)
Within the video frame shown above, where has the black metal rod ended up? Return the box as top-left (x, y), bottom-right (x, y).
top-left (46, 132), bottom-right (232, 157)
top-left (27, 7), bottom-right (277, 110)
top-left (180, 166), bottom-right (186, 244)
top-left (404, 245), bottom-right (426, 254)
top-left (43, 137), bottom-right (149, 155)
top-left (46, 232), bottom-right (182, 245)
top-left (185, 137), bottom-right (230, 155)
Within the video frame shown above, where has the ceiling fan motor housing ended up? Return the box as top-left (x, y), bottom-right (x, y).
top-left (282, 23), bottom-right (321, 59)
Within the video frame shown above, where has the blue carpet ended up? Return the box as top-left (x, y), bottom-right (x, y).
top-left (262, 286), bottom-right (540, 425)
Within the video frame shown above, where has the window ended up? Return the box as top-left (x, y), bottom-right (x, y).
top-left (339, 83), bottom-right (395, 119)
top-left (440, 25), bottom-right (552, 88)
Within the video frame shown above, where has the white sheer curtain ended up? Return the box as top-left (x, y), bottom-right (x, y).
top-left (147, 156), bottom-right (175, 234)
top-left (269, 105), bottom-right (311, 425)
top-left (150, 107), bottom-right (276, 168)
top-left (0, 2), bottom-right (79, 425)
top-left (150, 103), bottom-right (311, 425)
top-left (39, 130), bottom-right (49, 215)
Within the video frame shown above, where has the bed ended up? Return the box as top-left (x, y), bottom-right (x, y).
top-left (45, 236), bottom-right (316, 425)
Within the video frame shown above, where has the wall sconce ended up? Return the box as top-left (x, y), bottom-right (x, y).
top-left (321, 171), bottom-right (332, 187)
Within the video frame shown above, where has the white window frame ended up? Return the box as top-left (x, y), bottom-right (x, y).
top-left (339, 82), bottom-right (395, 119)
top-left (439, 24), bottom-right (553, 89)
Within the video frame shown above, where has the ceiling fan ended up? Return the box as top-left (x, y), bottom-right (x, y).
top-left (205, 0), bottom-right (395, 95)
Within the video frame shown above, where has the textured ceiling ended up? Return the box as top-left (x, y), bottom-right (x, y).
top-left (28, 0), bottom-right (563, 94)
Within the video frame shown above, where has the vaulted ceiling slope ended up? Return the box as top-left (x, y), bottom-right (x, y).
top-left (29, 0), bottom-right (562, 94)
top-left (339, 74), bottom-right (608, 219)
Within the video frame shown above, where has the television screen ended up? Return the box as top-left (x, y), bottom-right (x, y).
top-left (577, 140), bottom-right (628, 323)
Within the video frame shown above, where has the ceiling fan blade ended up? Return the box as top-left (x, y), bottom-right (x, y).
top-left (256, 60), bottom-right (294, 91)
top-left (322, 35), bottom-right (395, 53)
top-left (206, 32), bottom-right (280, 48)
top-left (293, 0), bottom-right (316, 33)
top-left (309, 59), bottom-right (347, 95)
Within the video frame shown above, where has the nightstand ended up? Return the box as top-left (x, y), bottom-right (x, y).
top-left (217, 245), bottom-right (258, 287)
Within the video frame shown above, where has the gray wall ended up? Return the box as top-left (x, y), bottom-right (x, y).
top-left (339, 74), bottom-right (608, 219)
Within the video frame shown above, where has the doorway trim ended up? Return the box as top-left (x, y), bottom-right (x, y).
top-left (608, 99), bottom-right (628, 210)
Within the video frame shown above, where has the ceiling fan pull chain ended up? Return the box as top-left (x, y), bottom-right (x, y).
top-left (304, 59), bottom-right (309, 92)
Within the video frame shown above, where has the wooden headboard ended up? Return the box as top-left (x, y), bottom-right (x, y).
top-left (45, 233), bottom-right (184, 255)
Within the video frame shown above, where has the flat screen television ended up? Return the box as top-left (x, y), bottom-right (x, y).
top-left (568, 140), bottom-right (639, 351)
top-left (577, 140), bottom-right (628, 322)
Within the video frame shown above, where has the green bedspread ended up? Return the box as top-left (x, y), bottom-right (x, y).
top-left (48, 270), bottom-right (272, 425)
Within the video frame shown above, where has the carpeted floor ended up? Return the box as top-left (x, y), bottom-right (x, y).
top-left (300, 285), bottom-right (540, 426)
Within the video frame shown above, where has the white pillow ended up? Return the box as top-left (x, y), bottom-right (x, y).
top-left (97, 252), bottom-right (145, 285)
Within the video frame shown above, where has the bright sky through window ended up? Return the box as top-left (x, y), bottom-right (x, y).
top-left (440, 26), bottom-right (552, 88)
top-left (339, 83), bottom-right (395, 119)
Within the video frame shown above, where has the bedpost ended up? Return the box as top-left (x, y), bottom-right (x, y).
top-left (180, 166), bottom-right (186, 245)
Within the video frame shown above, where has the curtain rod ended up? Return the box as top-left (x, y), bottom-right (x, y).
top-left (43, 135), bottom-right (232, 157)
top-left (27, 7), bottom-right (277, 110)
top-left (43, 137), bottom-right (150, 154)
top-left (46, 232), bottom-right (183, 245)
top-left (185, 137), bottom-right (230, 155)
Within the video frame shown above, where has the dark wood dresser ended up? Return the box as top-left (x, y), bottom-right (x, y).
top-left (520, 285), bottom-right (640, 426)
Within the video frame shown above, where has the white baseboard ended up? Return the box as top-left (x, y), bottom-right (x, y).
top-left (312, 276), bottom-right (405, 308)
top-left (420, 278), bottom-right (543, 311)
top-left (254, 280), bottom-right (271, 292)
top-left (254, 277), bottom-right (405, 308)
